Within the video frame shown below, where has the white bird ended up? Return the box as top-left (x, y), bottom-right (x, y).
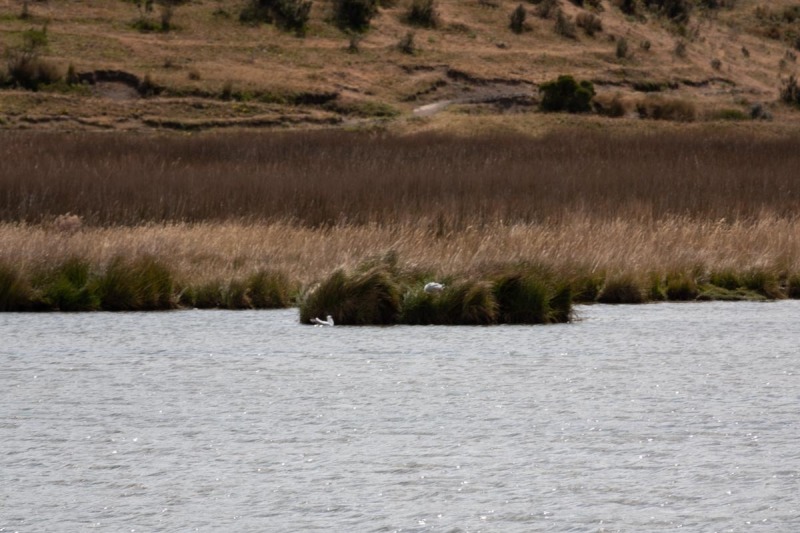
top-left (311, 314), bottom-right (334, 326)
top-left (424, 282), bottom-right (445, 294)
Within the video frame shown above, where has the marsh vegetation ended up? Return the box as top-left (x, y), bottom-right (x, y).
top-left (2, 129), bottom-right (799, 317)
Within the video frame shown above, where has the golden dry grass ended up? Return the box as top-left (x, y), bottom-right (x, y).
top-left (2, 216), bottom-right (798, 286)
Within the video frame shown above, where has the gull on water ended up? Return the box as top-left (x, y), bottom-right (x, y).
top-left (311, 315), bottom-right (335, 326)
top-left (424, 282), bottom-right (445, 294)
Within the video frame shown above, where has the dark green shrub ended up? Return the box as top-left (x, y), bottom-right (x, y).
top-left (334, 0), bottom-right (378, 31)
top-left (539, 75), bottom-right (595, 113)
top-left (0, 263), bottom-right (32, 311)
top-left (93, 255), bottom-right (175, 311)
top-left (509, 4), bottom-right (529, 34)
top-left (407, 0), bottom-right (439, 28)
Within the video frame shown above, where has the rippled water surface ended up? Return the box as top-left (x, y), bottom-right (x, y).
top-left (2, 302), bottom-right (800, 532)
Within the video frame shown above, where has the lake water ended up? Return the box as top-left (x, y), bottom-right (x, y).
top-left (2, 302), bottom-right (799, 532)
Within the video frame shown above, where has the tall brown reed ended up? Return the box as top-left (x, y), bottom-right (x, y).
top-left (2, 130), bottom-right (800, 228)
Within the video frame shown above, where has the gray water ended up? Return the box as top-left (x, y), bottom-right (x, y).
top-left (2, 301), bottom-right (799, 532)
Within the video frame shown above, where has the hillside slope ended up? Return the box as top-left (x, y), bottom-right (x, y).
top-left (1, 0), bottom-right (799, 131)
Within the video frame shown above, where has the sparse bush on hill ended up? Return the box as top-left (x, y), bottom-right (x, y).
top-left (240, 0), bottom-right (313, 35)
top-left (406, 0), bottom-right (439, 28)
top-left (3, 26), bottom-right (62, 91)
top-left (643, 0), bottom-right (692, 23)
top-left (780, 74), bottom-right (800, 106)
top-left (616, 36), bottom-right (630, 58)
top-left (398, 31), bottom-right (416, 54)
top-left (539, 75), bottom-right (595, 112)
top-left (509, 4), bottom-right (530, 34)
top-left (334, 0), bottom-right (379, 31)
top-left (614, 0), bottom-right (638, 16)
top-left (535, 0), bottom-right (560, 19)
top-left (128, 0), bottom-right (189, 32)
top-left (576, 12), bottom-right (602, 36)
top-left (554, 9), bottom-right (577, 38)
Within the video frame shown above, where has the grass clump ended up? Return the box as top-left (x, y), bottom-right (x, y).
top-left (740, 269), bottom-right (783, 299)
top-left (300, 266), bottom-right (401, 325)
top-left (36, 258), bottom-right (99, 311)
top-left (492, 269), bottom-right (572, 324)
top-left (93, 255), bottom-right (176, 311)
top-left (664, 271), bottom-right (699, 300)
top-left (0, 262), bottom-right (32, 311)
top-left (598, 274), bottom-right (646, 304)
top-left (247, 269), bottom-right (295, 308)
top-left (787, 274), bottom-right (800, 299)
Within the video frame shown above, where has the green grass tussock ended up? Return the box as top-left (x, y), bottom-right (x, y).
top-left (664, 271), bottom-right (700, 301)
top-left (597, 274), bottom-right (646, 304)
top-left (740, 269), bottom-right (783, 299)
top-left (94, 255), bottom-right (176, 311)
top-left (35, 257), bottom-right (99, 311)
top-left (300, 266), bottom-right (402, 325)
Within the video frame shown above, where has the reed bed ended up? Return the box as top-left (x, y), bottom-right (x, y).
top-left (2, 129), bottom-right (800, 227)
top-left (2, 129), bottom-right (800, 315)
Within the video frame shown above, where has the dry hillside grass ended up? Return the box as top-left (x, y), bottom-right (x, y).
top-left (1, 0), bottom-right (799, 131)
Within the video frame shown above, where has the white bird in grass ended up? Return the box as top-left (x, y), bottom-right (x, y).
top-left (311, 314), bottom-right (335, 326)
top-left (424, 282), bottom-right (445, 294)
